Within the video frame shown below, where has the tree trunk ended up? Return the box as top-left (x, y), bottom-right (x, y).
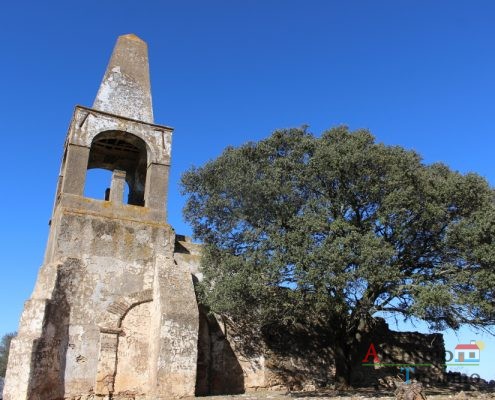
top-left (331, 317), bottom-right (353, 387)
top-left (332, 314), bottom-right (373, 387)
top-left (334, 342), bottom-right (352, 386)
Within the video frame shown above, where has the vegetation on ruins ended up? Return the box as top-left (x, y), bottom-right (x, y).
top-left (181, 126), bottom-right (495, 385)
top-left (0, 332), bottom-right (15, 377)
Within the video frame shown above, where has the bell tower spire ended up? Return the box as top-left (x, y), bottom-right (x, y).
top-left (93, 34), bottom-right (154, 123)
top-left (3, 35), bottom-right (200, 400)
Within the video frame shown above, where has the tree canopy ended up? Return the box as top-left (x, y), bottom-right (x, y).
top-left (181, 126), bottom-right (495, 382)
top-left (0, 332), bottom-right (16, 377)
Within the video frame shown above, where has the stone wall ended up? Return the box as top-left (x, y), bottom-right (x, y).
top-left (224, 317), bottom-right (444, 392)
top-left (349, 318), bottom-right (445, 387)
top-left (4, 201), bottom-right (199, 400)
top-left (195, 309), bottom-right (247, 396)
top-left (258, 321), bottom-right (336, 391)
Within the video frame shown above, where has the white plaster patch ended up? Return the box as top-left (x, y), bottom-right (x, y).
top-left (135, 229), bottom-right (150, 244)
top-left (159, 320), bottom-right (197, 372)
top-left (143, 268), bottom-right (154, 290)
top-left (95, 81), bottom-right (112, 105)
top-left (163, 133), bottom-right (172, 157)
top-left (126, 261), bottom-right (144, 274)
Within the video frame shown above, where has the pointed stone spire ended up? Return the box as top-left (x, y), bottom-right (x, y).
top-left (93, 34), bottom-right (154, 123)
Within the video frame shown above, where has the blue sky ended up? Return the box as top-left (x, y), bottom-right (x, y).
top-left (0, 0), bottom-right (494, 382)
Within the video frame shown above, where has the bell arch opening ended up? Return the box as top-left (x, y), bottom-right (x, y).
top-left (84, 168), bottom-right (131, 202)
top-left (86, 130), bottom-right (148, 206)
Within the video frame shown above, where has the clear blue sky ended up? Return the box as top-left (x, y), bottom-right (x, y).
top-left (0, 0), bottom-right (494, 382)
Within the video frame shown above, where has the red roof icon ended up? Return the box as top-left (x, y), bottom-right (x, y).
top-left (455, 343), bottom-right (479, 350)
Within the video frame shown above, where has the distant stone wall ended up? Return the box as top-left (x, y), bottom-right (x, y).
top-left (193, 315), bottom-right (445, 393)
top-left (208, 318), bottom-right (334, 393)
top-left (350, 318), bottom-right (445, 387)
top-left (260, 322), bottom-right (335, 391)
top-left (260, 318), bottom-right (444, 390)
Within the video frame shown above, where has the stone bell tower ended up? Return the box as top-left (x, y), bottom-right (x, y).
top-left (4, 34), bottom-right (199, 400)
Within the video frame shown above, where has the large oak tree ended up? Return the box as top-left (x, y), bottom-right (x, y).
top-left (181, 127), bottom-right (495, 384)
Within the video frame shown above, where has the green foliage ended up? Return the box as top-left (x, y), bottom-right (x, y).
top-left (0, 332), bottom-right (16, 377)
top-left (181, 126), bottom-right (495, 333)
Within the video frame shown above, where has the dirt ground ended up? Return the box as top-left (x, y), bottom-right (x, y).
top-left (201, 388), bottom-right (495, 400)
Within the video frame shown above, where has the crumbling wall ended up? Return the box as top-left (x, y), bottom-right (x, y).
top-left (260, 318), bottom-right (444, 390)
top-left (191, 309), bottom-right (335, 393)
top-left (195, 313), bottom-right (444, 393)
top-left (261, 322), bottom-right (335, 391)
top-left (350, 317), bottom-right (445, 387)
top-left (5, 205), bottom-right (199, 400)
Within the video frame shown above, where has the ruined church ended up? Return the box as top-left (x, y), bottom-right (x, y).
top-left (3, 35), bottom-right (445, 400)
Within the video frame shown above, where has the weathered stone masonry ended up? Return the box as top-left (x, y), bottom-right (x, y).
top-left (3, 34), bottom-right (198, 400)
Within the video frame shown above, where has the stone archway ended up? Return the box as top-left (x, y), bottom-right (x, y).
top-left (95, 290), bottom-right (153, 398)
top-left (87, 130), bottom-right (149, 206)
top-left (114, 301), bottom-right (152, 396)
